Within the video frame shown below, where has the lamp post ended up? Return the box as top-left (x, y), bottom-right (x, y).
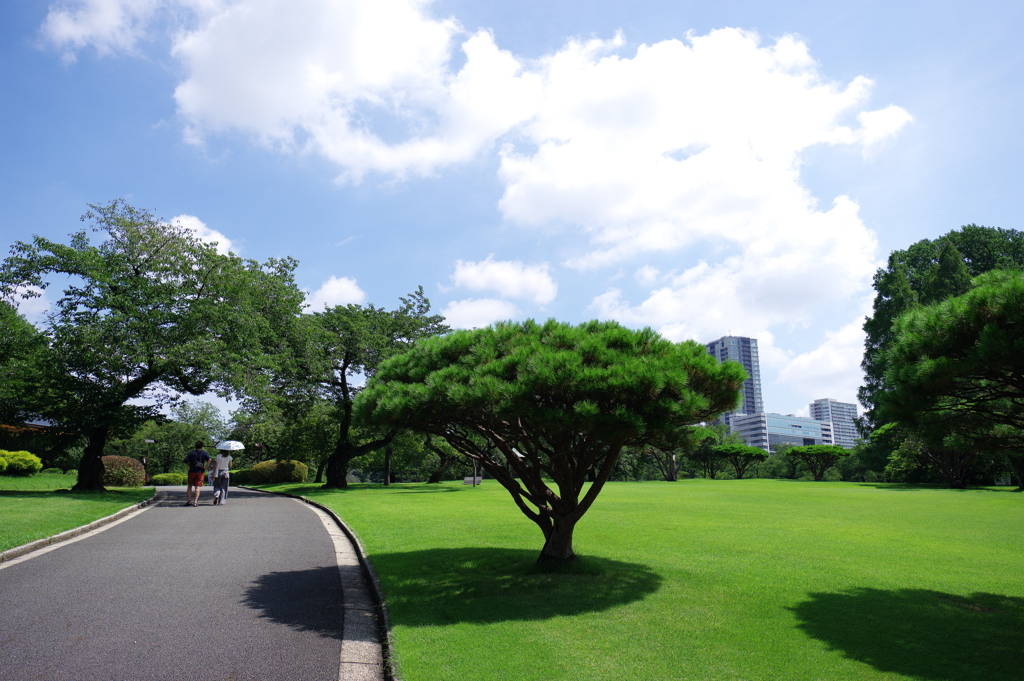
top-left (144, 439), bottom-right (155, 482)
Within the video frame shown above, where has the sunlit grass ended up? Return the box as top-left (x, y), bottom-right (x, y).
top-left (264, 479), bottom-right (1024, 681)
top-left (0, 473), bottom-right (153, 552)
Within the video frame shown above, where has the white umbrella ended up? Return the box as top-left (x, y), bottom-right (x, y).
top-left (215, 440), bottom-right (246, 451)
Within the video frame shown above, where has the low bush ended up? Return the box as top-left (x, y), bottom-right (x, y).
top-left (41, 467), bottom-right (63, 474)
top-left (101, 455), bottom-right (146, 487)
top-left (231, 468), bottom-right (253, 485)
top-left (0, 456), bottom-right (7, 474)
top-left (248, 460), bottom-right (308, 484)
top-left (0, 450), bottom-right (43, 476)
top-left (150, 472), bottom-right (187, 485)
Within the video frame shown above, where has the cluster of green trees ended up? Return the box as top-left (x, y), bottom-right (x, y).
top-left (860, 224), bottom-right (1024, 489)
top-left (4, 200), bottom-right (1021, 561)
top-left (1, 201), bottom-right (752, 563)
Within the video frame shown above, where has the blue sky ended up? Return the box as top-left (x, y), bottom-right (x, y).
top-left (2, 0), bottom-right (1022, 419)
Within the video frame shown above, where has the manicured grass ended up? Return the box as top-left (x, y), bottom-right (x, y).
top-left (0, 473), bottom-right (154, 552)
top-left (267, 479), bottom-right (1024, 681)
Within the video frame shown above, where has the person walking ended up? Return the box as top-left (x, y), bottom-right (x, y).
top-left (184, 442), bottom-right (211, 507)
top-left (211, 448), bottom-right (234, 505)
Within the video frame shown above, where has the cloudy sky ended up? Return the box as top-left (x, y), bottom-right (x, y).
top-left (2, 0), bottom-right (1021, 417)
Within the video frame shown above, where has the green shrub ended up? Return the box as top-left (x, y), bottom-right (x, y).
top-left (863, 470), bottom-right (879, 483)
top-left (0, 450), bottom-right (43, 476)
top-left (276, 460), bottom-right (308, 483)
top-left (249, 460), bottom-right (308, 484)
top-left (231, 468), bottom-right (253, 485)
top-left (0, 456), bottom-right (7, 474)
top-left (150, 472), bottom-right (187, 485)
top-left (101, 455), bottom-right (146, 487)
top-left (823, 467), bottom-right (842, 482)
top-left (41, 467), bottom-right (63, 474)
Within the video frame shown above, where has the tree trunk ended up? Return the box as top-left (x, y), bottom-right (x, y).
top-left (323, 445), bottom-right (353, 489)
top-left (323, 430), bottom-right (395, 489)
top-left (926, 447), bottom-right (972, 489)
top-left (315, 454), bottom-right (327, 483)
top-left (72, 426), bottom-right (109, 491)
top-left (426, 455), bottom-right (456, 483)
top-left (538, 516), bottom-right (577, 563)
top-left (383, 444), bottom-right (393, 486)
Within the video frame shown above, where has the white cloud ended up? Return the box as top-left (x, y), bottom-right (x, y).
top-left (450, 256), bottom-right (556, 304)
top-left (170, 0), bottom-right (541, 181)
top-left (635, 265), bottom-right (660, 286)
top-left (306, 276), bottom-right (366, 310)
top-left (776, 317), bottom-right (867, 407)
top-left (171, 214), bottom-right (235, 255)
top-left (441, 298), bottom-right (519, 329)
top-left (858, 105), bottom-right (915, 155)
top-left (41, 0), bottom-right (164, 59)
top-left (41, 6), bottom-right (910, 408)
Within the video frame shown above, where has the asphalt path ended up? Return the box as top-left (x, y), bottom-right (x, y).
top-left (0, 487), bottom-right (353, 681)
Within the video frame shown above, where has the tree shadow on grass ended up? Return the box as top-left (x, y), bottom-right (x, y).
top-left (790, 588), bottom-right (1024, 681)
top-left (370, 547), bottom-right (662, 627)
top-left (854, 483), bottom-right (1020, 493)
top-left (243, 566), bottom-right (344, 639)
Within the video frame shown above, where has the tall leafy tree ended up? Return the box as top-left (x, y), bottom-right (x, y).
top-left (714, 443), bottom-right (768, 479)
top-left (286, 288), bottom-right (448, 488)
top-left (786, 445), bottom-right (851, 481)
top-left (860, 225), bottom-right (1024, 432)
top-left (878, 270), bottom-right (1024, 488)
top-left (0, 200), bottom-right (304, 490)
top-left (355, 319), bottom-right (746, 562)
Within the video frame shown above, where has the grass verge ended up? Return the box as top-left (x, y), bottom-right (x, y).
top-left (0, 473), bottom-right (154, 552)
top-left (264, 479), bottom-right (1024, 681)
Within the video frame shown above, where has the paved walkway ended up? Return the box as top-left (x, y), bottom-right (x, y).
top-left (0, 487), bottom-right (385, 681)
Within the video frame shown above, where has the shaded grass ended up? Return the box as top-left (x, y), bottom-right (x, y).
top-left (266, 479), bottom-right (1024, 681)
top-left (0, 473), bottom-right (153, 552)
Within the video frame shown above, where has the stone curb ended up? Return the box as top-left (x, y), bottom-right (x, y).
top-left (242, 486), bottom-right (398, 681)
top-left (0, 489), bottom-right (166, 565)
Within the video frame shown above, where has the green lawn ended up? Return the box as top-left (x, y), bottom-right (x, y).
top-left (266, 479), bottom-right (1024, 681)
top-left (0, 473), bottom-right (154, 552)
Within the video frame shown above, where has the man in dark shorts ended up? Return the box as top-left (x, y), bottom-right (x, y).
top-left (184, 442), bottom-right (211, 507)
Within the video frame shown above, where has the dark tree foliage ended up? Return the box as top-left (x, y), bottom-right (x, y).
top-left (878, 270), bottom-right (1024, 489)
top-left (355, 319), bottom-right (747, 562)
top-left (786, 445), bottom-right (851, 481)
top-left (0, 200), bottom-right (304, 490)
top-left (860, 225), bottom-right (1024, 433)
top-left (283, 288), bottom-right (448, 489)
top-left (713, 443), bottom-right (768, 479)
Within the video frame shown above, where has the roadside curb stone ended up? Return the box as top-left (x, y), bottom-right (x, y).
top-left (243, 486), bottom-right (398, 681)
top-left (0, 489), bottom-right (166, 564)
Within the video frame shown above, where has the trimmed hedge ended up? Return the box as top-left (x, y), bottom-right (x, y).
top-left (231, 468), bottom-right (253, 485)
top-left (150, 472), bottom-right (187, 485)
top-left (41, 467), bottom-right (63, 474)
top-left (248, 460), bottom-right (308, 484)
top-left (0, 450), bottom-right (43, 476)
top-left (101, 455), bottom-right (146, 487)
top-left (0, 456), bottom-right (6, 474)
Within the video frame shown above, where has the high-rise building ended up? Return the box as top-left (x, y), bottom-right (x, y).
top-left (705, 336), bottom-right (763, 426)
top-left (731, 412), bottom-right (831, 452)
top-left (809, 398), bottom-right (859, 449)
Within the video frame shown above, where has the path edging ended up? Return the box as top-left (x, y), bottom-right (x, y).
top-left (241, 486), bottom-right (399, 681)
top-left (0, 489), bottom-right (166, 564)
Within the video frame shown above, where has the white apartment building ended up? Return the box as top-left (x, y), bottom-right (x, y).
top-left (809, 398), bottom-right (859, 449)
